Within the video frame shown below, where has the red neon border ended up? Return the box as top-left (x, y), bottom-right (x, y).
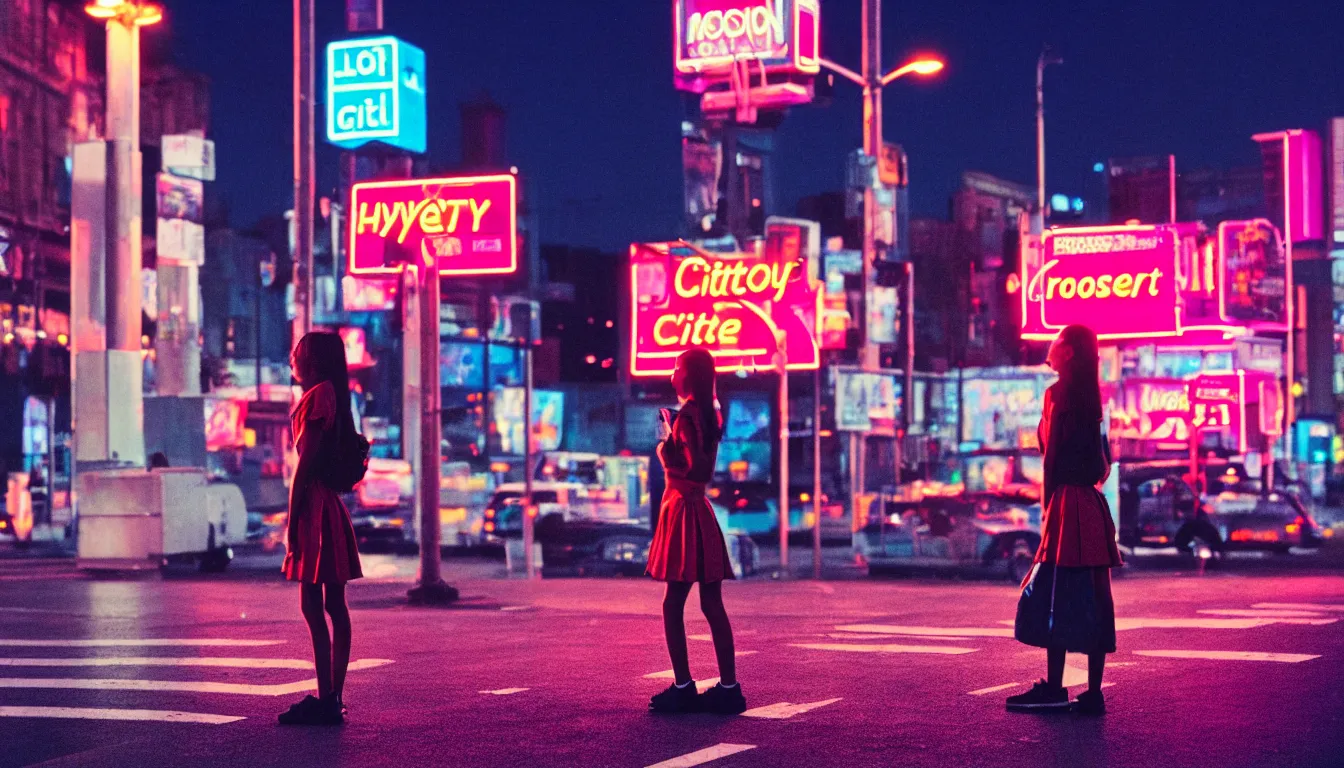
top-left (347, 173), bottom-right (518, 277)
top-left (672, 0), bottom-right (822, 79)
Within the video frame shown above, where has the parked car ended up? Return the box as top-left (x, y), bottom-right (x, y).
top-left (1205, 491), bottom-right (1324, 553)
top-left (480, 482), bottom-right (597, 545)
top-left (856, 490), bottom-right (1042, 582)
top-left (535, 504), bottom-right (758, 578)
top-left (1117, 466), bottom-right (1219, 554)
top-left (709, 483), bottom-right (811, 538)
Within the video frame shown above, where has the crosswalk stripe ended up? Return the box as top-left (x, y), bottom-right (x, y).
top-left (1134, 650), bottom-right (1320, 663)
top-left (792, 642), bottom-right (978, 655)
top-left (0, 659), bottom-right (394, 697)
top-left (479, 688), bottom-right (530, 695)
top-left (1252, 602), bottom-right (1344, 612)
top-left (1198, 609), bottom-right (1326, 618)
top-left (0, 657), bottom-right (393, 671)
top-left (0, 705), bottom-right (243, 725)
top-left (968, 682), bottom-right (1020, 696)
top-left (742, 698), bottom-right (841, 719)
top-left (836, 624), bottom-right (1014, 638)
top-left (645, 743), bottom-right (757, 768)
top-left (643, 671), bottom-right (720, 693)
top-left (0, 639), bottom-right (283, 648)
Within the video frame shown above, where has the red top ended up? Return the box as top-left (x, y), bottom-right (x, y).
top-left (1033, 388), bottom-right (1123, 570)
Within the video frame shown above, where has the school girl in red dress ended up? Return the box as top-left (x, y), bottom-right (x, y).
top-left (278, 332), bottom-right (364, 726)
top-left (1008, 324), bottom-right (1123, 716)
top-left (646, 349), bottom-right (746, 715)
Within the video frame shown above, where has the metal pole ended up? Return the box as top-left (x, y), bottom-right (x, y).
top-left (523, 306), bottom-right (536, 579)
top-left (903, 261), bottom-right (915, 475)
top-left (1036, 53), bottom-right (1046, 216)
top-left (255, 251), bottom-right (262, 402)
top-left (859, 0), bottom-right (881, 370)
top-left (812, 364), bottom-right (822, 579)
top-left (1282, 134), bottom-right (1296, 474)
top-left (777, 332), bottom-right (790, 574)
top-left (292, 0), bottom-right (315, 344)
top-left (408, 265), bottom-right (457, 604)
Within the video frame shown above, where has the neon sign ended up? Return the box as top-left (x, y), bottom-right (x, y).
top-left (1022, 225), bottom-right (1180, 341)
top-left (1218, 219), bottom-right (1287, 330)
top-left (347, 174), bottom-right (517, 277)
top-left (326, 36), bottom-right (426, 154)
top-left (1187, 370), bottom-right (1281, 453)
top-left (1115, 378), bottom-right (1191, 444)
top-left (630, 241), bottom-right (820, 377)
top-left (674, 0), bottom-right (820, 79)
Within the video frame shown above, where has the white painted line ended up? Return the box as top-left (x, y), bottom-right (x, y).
top-left (479, 688), bottom-right (529, 695)
top-left (0, 657), bottom-right (393, 671)
top-left (0, 639), bottom-right (284, 648)
top-left (1061, 665), bottom-right (1089, 688)
top-left (836, 624), bottom-right (1013, 638)
top-left (0, 659), bottom-right (394, 697)
top-left (1198, 609), bottom-right (1326, 618)
top-left (742, 698), bottom-right (841, 720)
top-left (689, 634), bottom-right (714, 642)
top-left (1134, 650), bottom-right (1320, 663)
top-left (1253, 602), bottom-right (1344, 612)
top-left (1263, 618), bottom-right (1339, 626)
top-left (736, 650), bottom-right (758, 657)
top-left (644, 743), bottom-right (757, 768)
top-left (968, 682), bottom-right (1020, 696)
top-left (0, 705), bottom-right (243, 725)
top-left (500, 606), bottom-right (531, 612)
top-left (792, 642), bottom-right (978, 655)
top-left (1113, 617), bottom-right (1275, 631)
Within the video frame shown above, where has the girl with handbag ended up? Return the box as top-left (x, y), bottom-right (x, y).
top-left (645, 349), bottom-right (746, 715)
top-left (1007, 324), bottom-right (1123, 716)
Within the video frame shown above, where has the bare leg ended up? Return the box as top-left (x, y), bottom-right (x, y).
top-left (1087, 652), bottom-right (1105, 693)
top-left (325, 583), bottom-right (352, 699)
top-left (1046, 647), bottom-right (1066, 689)
top-left (698, 581), bottom-right (736, 686)
top-left (300, 583), bottom-right (331, 698)
top-left (662, 582), bottom-right (694, 685)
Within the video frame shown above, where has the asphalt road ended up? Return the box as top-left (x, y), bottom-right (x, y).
top-left (0, 552), bottom-right (1341, 768)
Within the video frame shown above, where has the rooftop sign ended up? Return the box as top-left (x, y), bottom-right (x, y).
top-left (673, 0), bottom-right (820, 79)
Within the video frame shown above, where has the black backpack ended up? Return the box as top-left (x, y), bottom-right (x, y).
top-left (320, 418), bottom-right (371, 494)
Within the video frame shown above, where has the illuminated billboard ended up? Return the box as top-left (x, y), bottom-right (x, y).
top-left (1188, 370), bottom-right (1281, 453)
top-left (673, 0), bottom-right (820, 81)
top-left (629, 241), bottom-right (820, 377)
top-left (326, 35), bottom-right (426, 154)
top-left (348, 174), bottom-right (517, 276)
top-left (1022, 225), bottom-right (1180, 341)
top-left (1218, 219), bottom-right (1287, 330)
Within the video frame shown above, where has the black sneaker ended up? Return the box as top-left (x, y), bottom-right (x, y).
top-left (1074, 689), bottom-right (1105, 716)
top-left (699, 682), bottom-right (747, 715)
top-left (1005, 680), bottom-right (1070, 713)
top-left (277, 695), bottom-right (324, 725)
top-left (320, 694), bottom-right (345, 725)
top-left (649, 682), bottom-right (700, 713)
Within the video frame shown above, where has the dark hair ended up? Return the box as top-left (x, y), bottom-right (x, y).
top-left (1052, 324), bottom-right (1102, 421)
top-left (677, 348), bottom-right (723, 449)
top-left (295, 331), bottom-right (357, 438)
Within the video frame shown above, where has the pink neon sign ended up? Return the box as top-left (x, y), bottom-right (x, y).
top-left (673, 0), bottom-right (820, 81)
top-left (348, 174), bottom-right (517, 276)
top-left (1022, 225), bottom-right (1180, 341)
top-left (1114, 377), bottom-right (1191, 445)
top-left (629, 241), bottom-right (819, 377)
top-left (1218, 219), bottom-right (1287, 331)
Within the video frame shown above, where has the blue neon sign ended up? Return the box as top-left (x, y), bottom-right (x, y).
top-left (325, 35), bottom-right (426, 154)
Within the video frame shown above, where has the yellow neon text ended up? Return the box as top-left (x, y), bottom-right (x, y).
top-left (652, 312), bottom-right (742, 347)
top-left (673, 255), bottom-right (796, 303)
top-left (355, 197), bottom-right (493, 244)
top-left (1045, 269), bottom-right (1163, 300)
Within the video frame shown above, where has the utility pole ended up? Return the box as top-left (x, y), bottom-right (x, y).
top-left (812, 364), bottom-right (822, 579)
top-left (776, 330), bottom-right (790, 574)
top-left (859, 0), bottom-right (882, 371)
top-left (522, 304), bottom-right (537, 580)
top-left (408, 264), bottom-right (457, 603)
top-left (292, 0), bottom-right (315, 345)
top-left (1036, 47), bottom-right (1062, 226)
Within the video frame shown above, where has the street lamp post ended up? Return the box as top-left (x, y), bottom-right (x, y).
top-left (1036, 47), bottom-right (1063, 223)
top-left (818, 2), bottom-right (942, 534)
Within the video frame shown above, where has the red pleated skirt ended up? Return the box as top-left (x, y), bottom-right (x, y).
top-left (646, 479), bottom-right (735, 583)
top-left (1035, 484), bottom-right (1124, 569)
top-left (283, 484), bottom-right (364, 585)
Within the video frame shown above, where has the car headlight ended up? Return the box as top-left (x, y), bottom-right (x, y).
top-left (602, 540), bottom-right (649, 563)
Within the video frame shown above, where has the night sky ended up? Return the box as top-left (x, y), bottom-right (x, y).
top-left (162, 0), bottom-right (1344, 250)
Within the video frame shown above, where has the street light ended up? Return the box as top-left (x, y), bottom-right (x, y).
top-left (84, 0), bottom-right (163, 25)
top-left (1036, 46), bottom-right (1063, 219)
top-left (881, 56), bottom-right (945, 86)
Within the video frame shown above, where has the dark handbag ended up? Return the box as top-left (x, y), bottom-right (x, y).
top-left (1014, 502), bottom-right (1107, 652)
top-left (319, 418), bottom-right (370, 494)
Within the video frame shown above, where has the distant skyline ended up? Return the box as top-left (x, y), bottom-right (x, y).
top-left (163, 0), bottom-right (1344, 250)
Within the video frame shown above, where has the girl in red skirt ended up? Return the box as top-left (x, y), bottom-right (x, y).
top-left (278, 332), bottom-right (364, 726)
top-left (1009, 324), bottom-right (1122, 716)
top-left (647, 349), bottom-right (745, 715)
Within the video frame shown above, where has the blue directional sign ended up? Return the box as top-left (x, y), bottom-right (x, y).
top-left (325, 35), bottom-right (426, 154)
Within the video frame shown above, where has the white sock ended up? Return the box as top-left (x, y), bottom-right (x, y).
top-left (675, 680), bottom-right (693, 689)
